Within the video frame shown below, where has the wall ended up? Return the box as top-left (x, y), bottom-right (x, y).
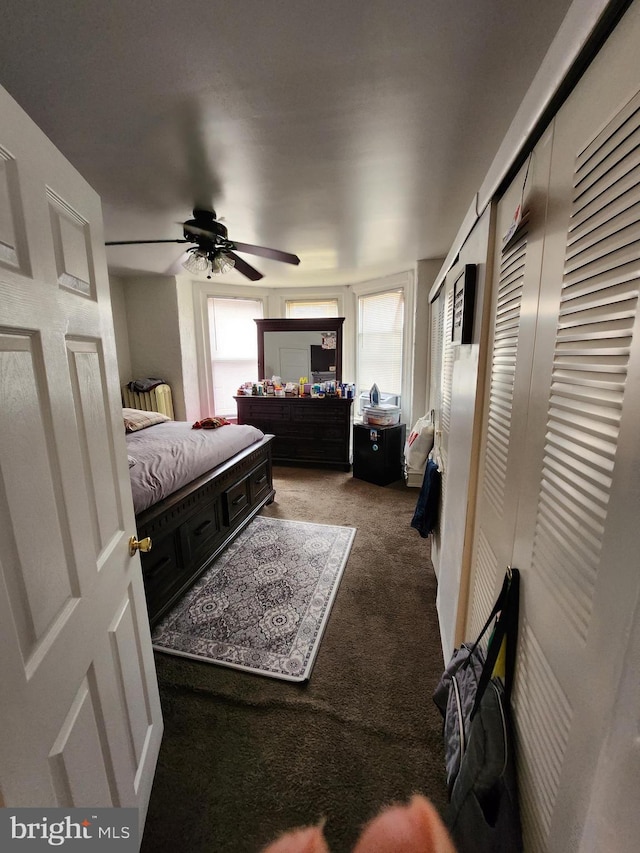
top-left (413, 258), bottom-right (444, 423)
top-left (109, 274), bottom-right (131, 385)
top-left (429, 208), bottom-right (494, 661)
top-left (176, 277), bottom-right (200, 421)
top-left (120, 276), bottom-right (187, 420)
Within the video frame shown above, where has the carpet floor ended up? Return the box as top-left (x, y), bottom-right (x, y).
top-left (141, 466), bottom-right (448, 853)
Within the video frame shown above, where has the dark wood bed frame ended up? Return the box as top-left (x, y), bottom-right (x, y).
top-left (135, 434), bottom-right (276, 626)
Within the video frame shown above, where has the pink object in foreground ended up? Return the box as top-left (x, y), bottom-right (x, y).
top-left (261, 795), bottom-right (456, 853)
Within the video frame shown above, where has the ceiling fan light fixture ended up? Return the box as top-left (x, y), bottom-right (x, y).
top-left (182, 249), bottom-right (210, 274)
top-left (210, 253), bottom-right (235, 276)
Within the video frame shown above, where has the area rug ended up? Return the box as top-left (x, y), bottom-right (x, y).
top-left (151, 516), bottom-right (356, 681)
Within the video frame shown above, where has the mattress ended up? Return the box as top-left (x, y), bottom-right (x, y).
top-left (126, 420), bottom-right (265, 514)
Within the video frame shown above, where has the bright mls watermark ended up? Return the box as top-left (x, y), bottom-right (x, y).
top-left (0, 809), bottom-right (138, 850)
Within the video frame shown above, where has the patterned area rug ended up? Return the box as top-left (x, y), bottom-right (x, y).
top-left (152, 516), bottom-right (356, 681)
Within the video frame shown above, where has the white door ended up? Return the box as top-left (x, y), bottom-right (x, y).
top-left (0, 84), bottom-right (162, 831)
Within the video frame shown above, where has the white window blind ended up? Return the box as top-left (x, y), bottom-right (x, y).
top-left (207, 297), bottom-right (263, 416)
top-left (357, 289), bottom-right (404, 395)
top-left (286, 299), bottom-right (339, 318)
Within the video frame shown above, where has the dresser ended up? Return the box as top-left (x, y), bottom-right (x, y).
top-left (235, 396), bottom-right (354, 470)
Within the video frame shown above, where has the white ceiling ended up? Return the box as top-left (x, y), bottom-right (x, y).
top-left (1, 0), bottom-right (573, 287)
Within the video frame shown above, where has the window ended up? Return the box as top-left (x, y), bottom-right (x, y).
top-left (207, 297), bottom-right (263, 416)
top-left (285, 298), bottom-right (339, 318)
top-left (357, 289), bottom-right (404, 395)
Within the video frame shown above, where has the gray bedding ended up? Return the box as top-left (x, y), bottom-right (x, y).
top-left (126, 421), bottom-right (265, 514)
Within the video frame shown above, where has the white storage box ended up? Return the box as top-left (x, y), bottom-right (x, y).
top-left (362, 404), bottom-right (401, 426)
top-left (359, 391), bottom-right (401, 414)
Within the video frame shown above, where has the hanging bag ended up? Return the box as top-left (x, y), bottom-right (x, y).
top-left (433, 568), bottom-right (522, 853)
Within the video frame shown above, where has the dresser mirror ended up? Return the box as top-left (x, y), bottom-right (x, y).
top-left (256, 318), bottom-right (345, 384)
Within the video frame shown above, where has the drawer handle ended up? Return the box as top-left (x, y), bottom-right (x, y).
top-left (146, 556), bottom-right (172, 578)
top-left (195, 519), bottom-right (213, 536)
top-left (255, 475), bottom-right (267, 484)
top-left (232, 495), bottom-right (246, 506)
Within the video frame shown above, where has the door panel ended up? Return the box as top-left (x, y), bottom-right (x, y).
top-left (0, 84), bottom-right (162, 828)
top-left (48, 673), bottom-right (116, 807)
top-left (0, 331), bottom-right (79, 650)
top-left (66, 338), bottom-right (122, 557)
top-left (466, 128), bottom-right (554, 643)
top-left (108, 589), bottom-right (159, 784)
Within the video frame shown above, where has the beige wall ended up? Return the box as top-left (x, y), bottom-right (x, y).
top-left (112, 275), bottom-right (187, 420)
top-left (430, 207), bottom-right (494, 661)
top-left (414, 258), bottom-right (444, 423)
top-left (109, 275), bottom-right (132, 385)
top-left (176, 278), bottom-right (200, 421)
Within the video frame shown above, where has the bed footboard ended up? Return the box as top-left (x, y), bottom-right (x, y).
top-left (135, 434), bottom-right (275, 626)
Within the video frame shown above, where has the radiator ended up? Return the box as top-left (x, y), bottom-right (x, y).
top-left (121, 383), bottom-right (174, 419)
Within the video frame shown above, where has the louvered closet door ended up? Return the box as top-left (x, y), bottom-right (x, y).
top-left (439, 282), bottom-right (455, 494)
top-left (466, 129), bottom-right (554, 641)
top-left (509, 5), bottom-right (640, 850)
top-left (429, 290), bottom-right (445, 418)
top-left (428, 289), bottom-right (445, 573)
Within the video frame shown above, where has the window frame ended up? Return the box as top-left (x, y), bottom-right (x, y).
top-left (350, 271), bottom-right (415, 425)
top-left (285, 298), bottom-right (340, 318)
top-left (193, 282), bottom-right (268, 419)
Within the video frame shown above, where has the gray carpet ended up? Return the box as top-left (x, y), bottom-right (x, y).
top-left (141, 466), bottom-right (448, 853)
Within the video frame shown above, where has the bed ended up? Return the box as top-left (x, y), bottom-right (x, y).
top-left (125, 409), bottom-right (275, 626)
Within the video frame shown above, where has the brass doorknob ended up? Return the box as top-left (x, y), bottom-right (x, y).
top-left (129, 536), bottom-right (152, 557)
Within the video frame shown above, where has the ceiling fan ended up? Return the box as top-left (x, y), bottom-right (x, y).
top-left (105, 209), bottom-right (300, 281)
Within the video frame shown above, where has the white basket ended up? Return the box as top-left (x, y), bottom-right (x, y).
top-left (362, 405), bottom-right (400, 426)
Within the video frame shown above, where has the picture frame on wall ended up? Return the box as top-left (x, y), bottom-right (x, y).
top-left (452, 264), bottom-right (476, 345)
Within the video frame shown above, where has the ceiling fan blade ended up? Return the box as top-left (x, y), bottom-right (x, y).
top-left (181, 222), bottom-right (219, 240)
top-left (165, 250), bottom-right (192, 276)
top-left (105, 239), bottom-right (190, 246)
top-left (232, 241), bottom-right (300, 265)
top-left (226, 251), bottom-right (263, 281)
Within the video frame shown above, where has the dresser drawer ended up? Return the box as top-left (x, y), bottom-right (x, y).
top-left (304, 422), bottom-right (346, 440)
top-left (182, 498), bottom-right (222, 563)
top-left (249, 461), bottom-right (271, 503)
top-left (277, 437), bottom-right (346, 463)
top-left (291, 402), bottom-right (348, 424)
top-left (139, 533), bottom-right (183, 617)
top-left (241, 400), bottom-right (290, 420)
top-left (223, 477), bottom-right (250, 525)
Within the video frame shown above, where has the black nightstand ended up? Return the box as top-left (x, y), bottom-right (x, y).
top-left (353, 422), bottom-right (406, 486)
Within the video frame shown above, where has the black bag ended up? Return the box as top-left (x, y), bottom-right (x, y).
top-left (433, 568), bottom-right (522, 853)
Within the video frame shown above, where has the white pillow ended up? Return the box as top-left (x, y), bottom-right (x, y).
top-left (123, 407), bottom-right (171, 433)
